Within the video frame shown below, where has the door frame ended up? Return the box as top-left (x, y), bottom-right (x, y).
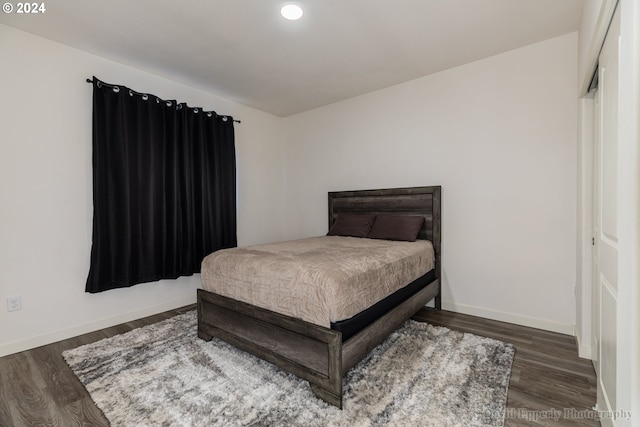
top-left (576, 0), bottom-right (619, 361)
top-left (577, 0), bottom-right (640, 422)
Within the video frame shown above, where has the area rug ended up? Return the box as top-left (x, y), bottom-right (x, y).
top-left (63, 311), bottom-right (515, 427)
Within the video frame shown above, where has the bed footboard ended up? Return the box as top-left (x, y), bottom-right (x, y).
top-left (196, 277), bottom-right (439, 409)
top-left (197, 289), bottom-right (344, 407)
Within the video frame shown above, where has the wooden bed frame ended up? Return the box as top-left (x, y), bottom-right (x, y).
top-left (197, 185), bottom-right (441, 408)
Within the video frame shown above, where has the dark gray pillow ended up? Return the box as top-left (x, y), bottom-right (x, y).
top-left (367, 215), bottom-right (424, 242)
top-left (327, 214), bottom-right (376, 238)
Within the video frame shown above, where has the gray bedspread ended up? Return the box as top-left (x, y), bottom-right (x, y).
top-left (201, 236), bottom-right (435, 327)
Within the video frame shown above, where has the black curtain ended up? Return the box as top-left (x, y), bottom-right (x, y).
top-left (86, 77), bottom-right (237, 293)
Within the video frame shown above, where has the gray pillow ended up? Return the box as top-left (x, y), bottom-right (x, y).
top-left (327, 214), bottom-right (376, 238)
top-left (367, 215), bottom-right (424, 241)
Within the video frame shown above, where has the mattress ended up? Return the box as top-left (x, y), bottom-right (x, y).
top-left (331, 268), bottom-right (435, 341)
top-left (200, 235), bottom-right (435, 328)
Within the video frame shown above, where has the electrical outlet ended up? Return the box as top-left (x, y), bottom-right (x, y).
top-left (7, 296), bottom-right (21, 312)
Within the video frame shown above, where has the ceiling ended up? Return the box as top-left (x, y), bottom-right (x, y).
top-left (0, 0), bottom-right (584, 117)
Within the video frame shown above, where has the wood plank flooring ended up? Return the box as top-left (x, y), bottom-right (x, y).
top-left (0, 306), bottom-right (597, 426)
top-left (413, 309), bottom-right (598, 426)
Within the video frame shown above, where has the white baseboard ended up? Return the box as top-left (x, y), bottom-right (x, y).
top-left (442, 300), bottom-right (574, 335)
top-left (574, 326), bottom-right (593, 360)
top-left (0, 296), bottom-right (196, 357)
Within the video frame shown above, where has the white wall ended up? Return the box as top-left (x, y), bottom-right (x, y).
top-left (0, 24), bottom-right (286, 356)
top-left (579, 0), bottom-right (604, 89)
top-left (284, 33), bottom-right (579, 334)
top-left (0, 25), bottom-right (581, 356)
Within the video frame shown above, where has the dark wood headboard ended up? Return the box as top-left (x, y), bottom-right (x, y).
top-left (327, 186), bottom-right (441, 275)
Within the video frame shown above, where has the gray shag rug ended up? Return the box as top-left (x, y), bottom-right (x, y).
top-left (63, 311), bottom-right (515, 427)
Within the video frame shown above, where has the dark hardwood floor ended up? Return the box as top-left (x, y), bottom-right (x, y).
top-left (413, 309), bottom-right (598, 426)
top-left (0, 306), bottom-right (597, 426)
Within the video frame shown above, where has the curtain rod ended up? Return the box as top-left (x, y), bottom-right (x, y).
top-left (85, 78), bottom-right (241, 124)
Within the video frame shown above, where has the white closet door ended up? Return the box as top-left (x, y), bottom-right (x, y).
top-left (594, 6), bottom-right (620, 425)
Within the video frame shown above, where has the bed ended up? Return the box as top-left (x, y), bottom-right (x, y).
top-left (197, 186), bottom-right (441, 408)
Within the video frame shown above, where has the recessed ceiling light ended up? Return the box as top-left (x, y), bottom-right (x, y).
top-left (281, 4), bottom-right (303, 20)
